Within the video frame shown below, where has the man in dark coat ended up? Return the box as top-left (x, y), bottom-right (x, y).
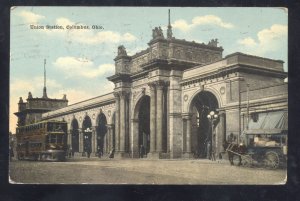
top-left (139, 145), bottom-right (145, 158)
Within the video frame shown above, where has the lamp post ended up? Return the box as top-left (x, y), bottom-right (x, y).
top-left (83, 127), bottom-right (92, 155)
top-left (207, 111), bottom-right (218, 159)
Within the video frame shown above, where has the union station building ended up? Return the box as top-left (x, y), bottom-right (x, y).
top-left (15, 20), bottom-right (288, 159)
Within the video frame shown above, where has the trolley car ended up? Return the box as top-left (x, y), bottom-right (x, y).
top-left (16, 120), bottom-right (68, 161)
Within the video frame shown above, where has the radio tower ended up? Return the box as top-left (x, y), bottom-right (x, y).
top-left (42, 59), bottom-right (48, 99)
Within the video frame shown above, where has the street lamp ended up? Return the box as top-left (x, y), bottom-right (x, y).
top-left (207, 111), bottom-right (218, 159)
top-left (207, 111), bottom-right (218, 138)
top-left (83, 127), bottom-right (92, 155)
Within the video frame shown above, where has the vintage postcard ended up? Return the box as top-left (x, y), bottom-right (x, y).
top-left (9, 7), bottom-right (288, 184)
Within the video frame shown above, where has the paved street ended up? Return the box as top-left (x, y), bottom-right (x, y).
top-left (9, 158), bottom-right (286, 185)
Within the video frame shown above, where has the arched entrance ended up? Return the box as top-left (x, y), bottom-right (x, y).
top-left (189, 91), bottom-right (219, 158)
top-left (96, 113), bottom-right (107, 156)
top-left (138, 95), bottom-right (150, 157)
top-left (82, 116), bottom-right (92, 156)
top-left (71, 119), bottom-right (79, 152)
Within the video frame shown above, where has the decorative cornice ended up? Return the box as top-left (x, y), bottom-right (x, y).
top-left (180, 64), bottom-right (287, 86)
top-left (107, 73), bottom-right (132, 83)
top-left (225, 52), bottom-right (284, 63)
top-left (182, 113), bottom-right (192, 120)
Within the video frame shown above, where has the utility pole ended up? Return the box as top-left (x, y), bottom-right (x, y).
top-left (246, 83), bottom-right (250, 130)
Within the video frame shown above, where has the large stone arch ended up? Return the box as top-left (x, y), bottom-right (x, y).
top-left (71, 118), bottom-right (79, 152)
top-left (131, 94), bottom-right (150, 158)
top-left (95, 111), bottom-right (108, 156)
top-left (183, 88), bottom-right (225, 159)
top-left (82, 115), bottom-right (92, 156)
top-left (186, 86), bottom-right (223, 114)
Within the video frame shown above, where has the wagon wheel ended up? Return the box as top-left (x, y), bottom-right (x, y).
top-left (264, 151), bottom-right (280, 169)
top-left (241, 155), bottom-right (253, 167)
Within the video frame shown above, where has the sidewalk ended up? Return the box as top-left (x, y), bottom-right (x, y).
top-left (66, 155), bottom-right (230, 165)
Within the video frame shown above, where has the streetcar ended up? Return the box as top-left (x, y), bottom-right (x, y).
top-left (16, 120), bottom-right (68, 161)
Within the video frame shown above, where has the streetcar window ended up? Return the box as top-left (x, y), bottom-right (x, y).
top-left (48, 123), bottom-right (53, 132)
top-left (50, 134), bottom-right (57, 143)
top-left (46, 135), bottom-right (50, 143)
top-left (57, 135), bottom-right (63, 143)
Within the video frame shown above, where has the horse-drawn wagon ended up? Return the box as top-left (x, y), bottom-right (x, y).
top-left (225, 111), bottom-right (288, 169)
top-left (225, 131), bottom-right (287, 169)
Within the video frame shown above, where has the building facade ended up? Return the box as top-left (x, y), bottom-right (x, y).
top-left (17, 23), bottom-right (288, 159)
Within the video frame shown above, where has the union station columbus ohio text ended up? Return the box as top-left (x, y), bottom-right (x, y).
top-left (15, 11), bottom-right (288, 159)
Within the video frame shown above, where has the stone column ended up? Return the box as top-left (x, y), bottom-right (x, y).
top-left (186, 116), bottom-right (192, 153)
top-left (68, 130), bottom-right (72, 146)
top-left (110, 125), bottom-right (115, 150)
top-left (182, 113), bottom-right (193, 158)
top-left (149, 83), bottom-right (156, 153)
top-left (92, 126), bottom-right (96, 154)
top-left (113, 92), bottom-right (120, 152)
top-left (103, 132), bottom-right (107, 154)
top-left (106, 125), bottom-right (111, 152)
top-left (217, 112), bottom-right (226, 154)
top-left (119, 91), bottom-right (127, 152)
top-left (156, 81), bottom-right (164, 153)
top-left (79, 129), bottom-right (83, 153)
top-left (169, 70), bottom-right (183, 158)
top-left (131, 118), bottom-right (139, 158)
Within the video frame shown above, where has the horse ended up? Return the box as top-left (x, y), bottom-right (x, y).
top-left (223, 141), bottom-right (247, 166)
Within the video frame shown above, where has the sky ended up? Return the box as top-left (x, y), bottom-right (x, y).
top-left (10, 7), bottom-right (288, 133)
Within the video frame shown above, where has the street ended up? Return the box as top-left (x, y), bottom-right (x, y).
top-left (9, 158), bottom-right (286, 185)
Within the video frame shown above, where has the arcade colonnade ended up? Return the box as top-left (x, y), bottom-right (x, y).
top-left (41, 39), bottom-right (287, 159)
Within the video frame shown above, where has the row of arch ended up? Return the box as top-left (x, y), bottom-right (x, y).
top-left (70, 112), bottom-right (108, 154)
top-left (65, 89), bottom-right (225, 158)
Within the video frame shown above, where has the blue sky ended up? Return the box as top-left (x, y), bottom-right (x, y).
top-left (10, 7), bottom-right (288, 132)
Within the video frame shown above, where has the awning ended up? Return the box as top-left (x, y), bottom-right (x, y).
top-left (243, 111), bottom-right (288, 135)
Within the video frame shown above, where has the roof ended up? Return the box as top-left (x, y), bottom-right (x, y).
top-left (243, 110), bottom-right (288, 135)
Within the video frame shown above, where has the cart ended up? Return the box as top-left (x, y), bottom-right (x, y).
top-left (226, 132), bottom-right (287, 169)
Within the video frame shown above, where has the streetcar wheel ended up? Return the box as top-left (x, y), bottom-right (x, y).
top-left (264, 151), bottom-right (280, 169)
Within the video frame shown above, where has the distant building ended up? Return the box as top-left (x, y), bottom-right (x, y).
top-left (14, 61), bottom-right (68, 126)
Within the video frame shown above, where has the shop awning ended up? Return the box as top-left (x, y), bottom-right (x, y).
top-left (243, 111), bottom-right (288, 135)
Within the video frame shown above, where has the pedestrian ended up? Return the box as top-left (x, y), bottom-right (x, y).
top-left (211, 146), bottom-right (216, 161)
top-left (109, 148), bottom-right (115, 159)
top-left (206, 140), bottom-right (211, 159)
top-left (228, 133), bottom-right (236, 144)
top-left (68, 146), bottom-right (72, 158)
top-left (9, 145), bottom-right (14, 161)
top-left (71, 147), bottom-right (75, 158)
top-left (86, 144), bottom-right (91, 158)
top-left (139, 145), bottom-right (145, 158)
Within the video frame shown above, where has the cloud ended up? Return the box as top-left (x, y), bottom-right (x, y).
top-left (53, 56), bottom-right (115, 78)
top-left (172, 15), bottom-right (234, 32)
top-left (72, 31), bottom-right (137, 44)
top-left (50, 81), bottom-right (114, 105)
top-left (237, 24), bottom-right (287, 55)
top-left (17, 10), bottom-right (45, 24)
top-left (51, 89), bottom-right (94, 104)
top-left (10, 77), bottom-right (62, 95)
top-left (238, 37), bottom-right (257, 47)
